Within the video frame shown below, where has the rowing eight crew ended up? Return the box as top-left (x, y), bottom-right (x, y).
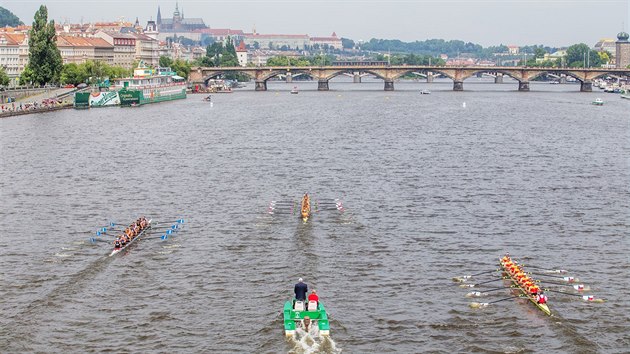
top-left (501, 254), bottom-right (548, 305)
top-left (113, 217), bottom-right (149, 250)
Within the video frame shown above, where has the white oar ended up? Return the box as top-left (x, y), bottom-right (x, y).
top-left (519, 263), bottom-right (568, 274)
top-left (543, 288), bottom-right (605, 303)
top-left (453, 269), bottom-right (500, 282)
top-left (459, 277), bottom-right (506, 288)
top-left (470, 294), bottom-right (524, 308)
top-left (466, 286), bottom-right (515, 297)
top-left (529, 272), bottom-right (579, 282)
top-left (536, 280), bottom-right (590, 291)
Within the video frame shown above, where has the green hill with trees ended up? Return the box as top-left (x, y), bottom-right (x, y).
top-left (0, 6), bottom-right (23, 27)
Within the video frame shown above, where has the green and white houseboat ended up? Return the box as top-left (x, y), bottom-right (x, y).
top-left (283, 299), bottom-right (330, 337)
top-left (74, 63), bottom-right (187, 108)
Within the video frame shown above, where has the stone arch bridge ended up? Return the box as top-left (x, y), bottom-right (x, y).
top-left (189, 65), bottom-right (630, 92)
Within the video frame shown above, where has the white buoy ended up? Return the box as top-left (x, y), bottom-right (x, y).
top-left (462, 102), bottom-right (466, 108)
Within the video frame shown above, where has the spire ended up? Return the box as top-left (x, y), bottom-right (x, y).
top-left (157, 6), bottom-right (162, 25)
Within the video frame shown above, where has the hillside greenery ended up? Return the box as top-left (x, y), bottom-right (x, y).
top-left (0, 6), bottom-right (22, 27)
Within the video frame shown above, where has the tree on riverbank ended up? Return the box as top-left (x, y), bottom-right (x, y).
top-left (0, 66), bottom-right (10, 86)
top-left (20, 5), bottom-right (62, 85)
top-left (159, 56), bottom-right (191, 78)
top-left (565, 43), bottom-right (603, 67)
top-left (0, 6), bottom-right (23, 27)
top-left (59, 61), bottom-right (131, 85)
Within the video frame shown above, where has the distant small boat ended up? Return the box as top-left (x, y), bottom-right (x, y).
top-left (420, 89), bottom-right (431, 95)
top-left (290, 86), bottom-right (299, 94)
top-left (621, 94), bottom-right (630, 100)
top-left (592, 98), bottom-right (604, 106)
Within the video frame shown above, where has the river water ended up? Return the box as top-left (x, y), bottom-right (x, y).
top-left (1, 78), bottom-right (629, 353)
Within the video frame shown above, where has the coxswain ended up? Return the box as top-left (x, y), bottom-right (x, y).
top-left (536, 291), bottom-right (548, 304)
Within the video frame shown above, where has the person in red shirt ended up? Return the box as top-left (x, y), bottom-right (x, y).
top-left (308, 290), bottom-right (319, 304)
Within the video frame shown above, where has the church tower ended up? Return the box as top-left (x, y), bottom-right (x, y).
top-left (157, 6), bottom-right (162, 26)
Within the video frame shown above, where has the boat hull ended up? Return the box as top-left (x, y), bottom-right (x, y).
top-left (109, 220), bottom-right (152, 256)
top-left (300, 196), bottom-right (311, 221)
top-left (499, 258), bottom-right (551, 316)
top-left (283, 300), bottom-right (330, 336)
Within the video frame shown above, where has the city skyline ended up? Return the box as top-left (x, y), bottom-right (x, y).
top-left (3, 0), bottom-right (630, 47)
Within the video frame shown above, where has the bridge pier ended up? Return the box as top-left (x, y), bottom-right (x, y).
top-left (353, 73), bottom-right (361, 83)
top-left (453, 81), bottom-right (464, 91)
top-left (286, 73), bottom-right (292, 83)
top-left (384, 80), bottom-right (394, 91)
top-left (559, 74), bottom-right (567, 84)
top-left (495, 73), bottom-right (503, 84)
top-left (580, 81), bottom-right (592, 92)
top-left (427, 72), bottom-right (434, 83)
top-left (255, 80), bottom-right (267, 91)
top-left (318, 80), bottom-right (329, 91)
top-left (518, 81), bottom-right (530, 92)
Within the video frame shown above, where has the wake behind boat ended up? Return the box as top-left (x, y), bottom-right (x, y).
top-left (283, 299), bottom-right (330, 337)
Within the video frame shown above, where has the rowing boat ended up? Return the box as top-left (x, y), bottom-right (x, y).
top-left (109, 219), bottom-right (152, 257)
top-left (499, 258), bottom-right (551, 316)
top-left (300, 195), bottom-right (311, 221)
top-left (283, 299), bottom-right (330, 337)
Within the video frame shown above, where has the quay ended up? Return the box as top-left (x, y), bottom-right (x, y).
top-left (190, 65), bottom-right (630, 92)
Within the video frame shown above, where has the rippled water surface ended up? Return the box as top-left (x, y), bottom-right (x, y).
top-left (1, 79), bottom-right (629, 353)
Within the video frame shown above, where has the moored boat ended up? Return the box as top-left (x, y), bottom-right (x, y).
top-left (110, 219), bottom-right (152, 256)
top-left (74, 62), bottom-right (186, 108)
top-left (499, 257), bottom-right (551, 316)
top-left (283, 299), bottom-right (330, 337)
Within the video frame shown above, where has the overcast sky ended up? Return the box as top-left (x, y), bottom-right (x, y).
top-left (4, 0), bottom-right (630, 47)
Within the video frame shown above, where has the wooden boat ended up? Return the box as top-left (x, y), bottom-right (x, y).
top-left (283, 299), bottom-right (330, 337)
top-left (300, 194), bottom-right (311, 221)
top-left (110, 219), bottom-right (152, 256)
top-left (499, 257), bottom-right (551, 315)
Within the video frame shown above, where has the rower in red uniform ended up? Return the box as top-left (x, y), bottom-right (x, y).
top-left (308, 290), bottom-right (319, 305)
top-left (536, 291), bottom-right (548, 304)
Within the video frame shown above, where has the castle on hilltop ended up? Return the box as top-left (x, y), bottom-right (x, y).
top-left (157, 2), bottom-right (206, 33)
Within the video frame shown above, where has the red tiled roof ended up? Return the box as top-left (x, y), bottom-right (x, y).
top-left (57, 35), bottom-right (114, 48)
top-left (0, 33), bottom-right (26, 45)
